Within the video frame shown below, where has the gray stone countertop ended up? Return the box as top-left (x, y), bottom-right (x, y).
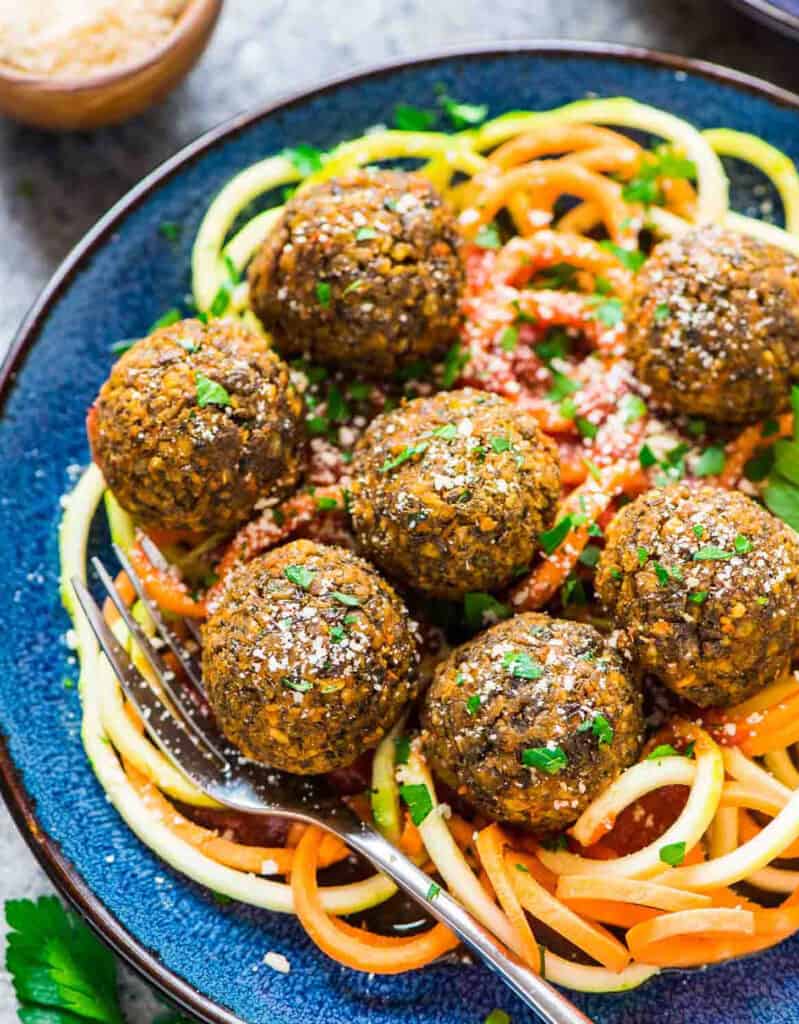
top-left (0, 0), bottom-right (796, 1019)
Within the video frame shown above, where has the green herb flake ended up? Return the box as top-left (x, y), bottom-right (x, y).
top-left (620, 393), bottom-right (647, 424)
top-left (692, 546), bottom-right (733, 562)
top-left (502, 650), bottom-right (543, 680)
top-left (395, 736), bottom-right (411, 765)
top-left (695, 446), bottom-right (726, 477)
top-left (316, 496), bottom-right (339, 510)
top-left (463, 592), bottom-right (512, 629)
top-left (379, 442), bottom-right (429, 473)
top-left (355, 226), bottom-right (378, 241)
top-left (195, 372), bottom-right (231, 408)
top-left (281, 144), bottom-right (325, 176)
top-left (637, 546), bottom-right (649, 566)
top-left (639, 444), bottom-right (658, 469)
top-left (647, 744), bottom-right (681, 760)
top-left (522, 746), bottom-right (568, 774)
top-left (439, 94), bottom-right (489, 129)
top-left (330, 591), bottom-right (361, 607)
top-left (576, 417), bottom-right (598, 440)
top-left (598, 240), bottom-right (645, 271)
top-left (282, 677), bottom-right (313, 693)
top-left (490, 435), bottom-right (512, 453)
top-left (399, 782), bottom-right (434, 825)
top-left (654, 563), bottom-right (671, 586)
top-left (159, 221), bottom-right (182, 243)
top-left (441, 341), bottom-right (470, 387)
top-left (540, 516), bottom-right (572, 556)
top-left (315, 281), bottom-right (332, 308)
top-left (659, 841), bottom-right (687, 867)
top-left (689, 590), bottom-right (709, 605)
top-left (394, 103), bottom-right (436, 131)
top-left (329, 626), bottom-right (346, 644)
top-left (284, 564), bottom-right (315, 589)
top-left (475, 222), bottom-right (502, 250)
top-left (578, 544), bottom-right (601, 568)
top-left (756, 595), bottom-right (768, 606)
top-left (499, 326), bottom-right (519, 352)
top-left (466, 694), bottom-right (482, 715)
top-left (433, 423), bottom-right (458, 441)
top-left (734, 534), bottom-right (753, 554)
top-left (150, 307), bottom-right (182, 331)
top-left (692, 524), bottom-right (705, 539)
top-left (546, 371), bottom-right (582, 403)
top-left (654, 302), bottom-right (670, 324)
top-left (426, 882), bottom-right (442, 901)
top-left (587, 295), bottom-right (624, 328)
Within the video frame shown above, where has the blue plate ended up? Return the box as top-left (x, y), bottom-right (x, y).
top-left (3, 43), bottom-right (799, 1024)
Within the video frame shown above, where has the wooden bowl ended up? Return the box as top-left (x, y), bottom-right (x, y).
top-left (0, 0), bottom-right (223, 131)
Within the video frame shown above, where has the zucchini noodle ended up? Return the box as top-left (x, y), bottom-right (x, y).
top-left (63, 96), bottom-right (799, 992)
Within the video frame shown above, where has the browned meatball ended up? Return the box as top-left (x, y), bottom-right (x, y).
top-left (421, 613), bottom-right (643, 830)
top-left (349, 388), bottom-right (561, 599)
top-left (202, 540), bottom-right (420, 773)
top-left (596, 484), bottom-right (799, 707)
top-left (627, 227), bottom-right (799, 423)
top-left (248, 170), bottom-right (464, 374)
top-left (90, 318), bottom-right (305, 533)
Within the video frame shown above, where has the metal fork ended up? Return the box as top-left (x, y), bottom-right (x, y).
top-left (72, 550), bottom-right (593, 1024)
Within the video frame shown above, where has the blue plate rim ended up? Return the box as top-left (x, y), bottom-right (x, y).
top-left (726, 0), bottom-right (799, 40)
top-left (3, 40), bottom-right (799, 1024)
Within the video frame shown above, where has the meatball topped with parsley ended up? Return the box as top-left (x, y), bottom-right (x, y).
top-left (421, 613), bottom-right (643, 830)
top-left (597, 484), bottom-right (799, 707)
top-left (202, 540), bottom-right (420, 773)
top-left (349, 388), bottom-right (561, 599)
top-left (89, 318), bottom-right (305, 533)
top-left (248, 169), bottom-right (464, 374)
top-left (627, 227), bottom-right (799, 424)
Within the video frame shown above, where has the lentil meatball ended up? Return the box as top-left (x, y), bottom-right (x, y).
top-left (248, 170), bottom-right (464, 374)
top-left (90, 318), bottom-right (305, 533)
top-left (627, 227), bottom-right (799, 423)
top-left (349, 388), bottom-right (561, 599)
top-left (421, 613), bottom-right (643, 830)
top-left (202, 539), bottom-right (420, 773)
top-left (596, 484), bottom-right (799, 707)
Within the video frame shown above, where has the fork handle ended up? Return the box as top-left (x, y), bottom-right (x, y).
top-left (338, 824), bottom-right (593, 1024)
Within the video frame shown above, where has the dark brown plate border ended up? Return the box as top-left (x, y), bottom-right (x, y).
top-left (2, 41), bottom-right (799, 1024)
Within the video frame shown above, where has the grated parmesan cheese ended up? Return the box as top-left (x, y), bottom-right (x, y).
top-left (0, 0), bottom-right (187, 78)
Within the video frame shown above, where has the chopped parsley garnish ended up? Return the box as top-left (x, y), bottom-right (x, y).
top-left (151, 307), bottom-right (182, 330)
top-left (654, 302), bottom-right (671, 324)
top-left (695, 445), bottom-right (726, 477)
top-left (578, 544), bottom-right (601, 568)
top-left (576, 417), bottom-right (598, 440)
top-left (316, 495), bottom-right (339, 510)
top-left (536, 329), bottom-right (571, 363)
top-left (577, 714), bottom-right (613, 745)
top-left (284, 564), bottom-right (315, 589)
top-left (427, 882), bottom-right (442, 900)
top-left (499, 326), bottom-right (519, 352)
top-left (432, 423), bottom-right (458, 440)
top-left (399, 782), bottom-right (433, 825)
top-left (692, 546), bottom-right (733, 561)
top-left (159, 221), bottom-right (182, 243)
top-left (522, 746), bottom-right (568, 774)
top-left (659, 841), bottom-right (687, 867)
top-left (637, 546), bottom-right (649, 566)
top-left (475, 222), bottom-right (502, 249)
top-left (620, 393), bottom-right (647, 424)
top-left (281, 144), bottom-right (325, 176)
top-left (441, 341), bottom-right (470, 387)
top-left (598, 241), bottom-right (645, 271)
top-left (654, 563), bottom-right (671, 586)
top-left (394, 103), bottom-right (436, 131)
top-left (463, 592), bottom-right (512, 629)
top-left (466, 694), bottom-right (482, 715)
top-left (587, 295), bottom-right (624, 328)
top-left (546, 371), bottom-right (581, 403)
top-left (282, 677), bottom-right (312, 693)
top-left (562, 573), bottom-right (587, 606)
top-left (647, 744), bottom-right (681, 760)
top-left (502, 651), bottom-right (543, 680)
top-left (756, 595), bottom-right (769, 606)
top-left (330, 591), bottom-right (361, 607)
top-left (540, 516), bottom-right (572, 555)
top-left (588, 522), bottom-right (604, 538)
top-left (395, 736), bottom-right (411, 765)
top-left (438, 94), bottom-right (488, 129)
top-left (355, 226), bottom-right (377, 241)
top-left (490, 435), bottom-right (512, 453)
top-left (379, 442), bottom-right (428, 473)
top-left (195, 372), bottom-right (231, 408)
top-left (622, 147), bottom-right (696, 206)
top-left (689, 590), bottom-right (709, 605)
top-left (609, 567), bottom-right (622, 580)
top-left (329, 626), bottom-right (346, 644)
top-left (315, 281), bottom-right (332, 308)
top-left (692, 524), bottom-right (705, 539)
top-left (639, 444), bottom-right (658, 469)
top-left (734, 534), bottom-right (753, 554)
top-left (534, 262), bottom-right (578, 291)
top-left (344, 613), bottom-right (360, 624)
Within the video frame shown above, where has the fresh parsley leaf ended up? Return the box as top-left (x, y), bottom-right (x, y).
top-left (540, 516), bottom-right (572, 555)
top-left (281, 144), bottom-right (325, 176)
top-left (764, 479), bottom-right (799, 532)
top-left (598, 241), bottom-right (645, 271)
top-left (659, 841), bottom-right (687, 867)
top-left (150, 307), bottom-right (182, 331)
top-left (466, 694), bottom-right (482, 715)
top-left (399, 783), bottom-right (433, 825)
top-left (734, 534), bottom-right (753, 554)
top-left (773, 439), bottom-right (799, 486)
top-left (395, 736), bottom-right (411, 765)
top-left (654, 301), bottom-right (670, 324)
top-left (522, 746), bottom-right (568, 774)
top-left (639, 444), bottom-right (658, 469)
top-left (475, 223), bottom-right (502, 249)
top-left (379, 443), bottom-right (428, 473)
top-left (5, 896), bottom-right (124, 1024)
top-left (329, 625), bottom-right (346, 644)
top-left (315, 281), bottom-right (331, 308)
top-left (438, 94), bottom-right (488, 129)
top-left (577, 713), bottom-right (613, 745)
top-left (647, 744), bottom-right (681, 760)
top-left (502, 651), bottom-right (543, 680)
top-left (692, 546), bottom-right (733, 561)
top-left (689, 590), bottom-right (708, 605)
top-left (578, 544), bottom-right (601, 568)
top-left (316, 496), bottom-right (339, 510)
top-left (546, 372), bottom-right (581, 403)
top-left (695, 446), bottom-right (725, 477)
top-left (620, 393), bottom-right (647, 424)
top-left (463, 592), bottom-right (511, 629)
top-left (536, 330), bottom-right (571, 363)
top-left (427, 882), bottom-right (441, 900)
top-left (195, 372), bottom-right (231, 408)
top-left (330, 591), bottom-right (361, 607)
top-left (284, 564), bottom-right (315, 589)
top-left (576, 417), bottom-right (598, 440)
top-left (355, 226), bottom-right (377, 241)
top-left (282, 676), bottom-right (312, 693)
top-left (490, 435), bottom-right (512, 453)
top-left (441, 341), bottom-right (470, 387)
top-left (432, 423), bottom-right (458, 440)
top-left (587, 295), bottom-right (624, 327)
top-left (499, 326), bottom-right (518, 352)
top-left (394, 104), bottom-right (436, 131)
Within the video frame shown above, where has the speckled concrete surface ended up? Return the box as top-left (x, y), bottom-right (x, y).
top-left (0, 1), bottom-right (796, 1019)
